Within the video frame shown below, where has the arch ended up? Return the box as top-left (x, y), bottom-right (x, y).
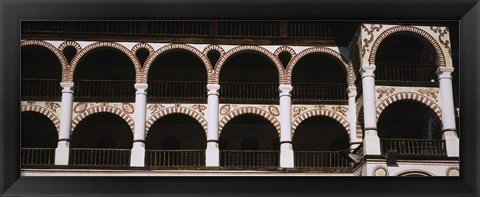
top-left (376, 92), bottom-right (442, 119)
top-left (396, 170), bottom-right (434, 176)
top-left (203, 44), bottom-right (225, 55)
top-left (286, 47), bottom-right (353, 84)
top-left (21, 104), bottom-right (60, 133)
top-left (21, 40), bottom-right (68, 79)
top-left (214, 45), bottom-right (285, 84)
top-left (58, 41), bottom-right (82, 52)
top-left (369, 26), bottom-right (446, 67)
top-left (292, 109), bottom-right (350, 133)
top-left (142, 44), bottom-right (213, 83)
top-left (68, 42), bottom-right (141, 82)
top-left (274, 46), bottom-right (296, 57)
top-left (71, 106), bottom-right (134, 133)
top-left (146, 106), bottom-right (208, 135)
top-left (218, 107), bottom-right (281, 134)
top-left (131, 42), bottom-right (154, 54)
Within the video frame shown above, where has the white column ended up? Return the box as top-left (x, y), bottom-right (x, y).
top-left (206, 84), bottom-right (220, 167)
top-left (347, 86), bottom-right (360, 150)
top-left (130, 83), bottom-right (148, 167)
top-left (55, 82), bottom-right (74, 165)
top-left (360, 65), bottom-right (381, 155)
top-left (279, 84), bottom-right (294, 168)
top-left (437, 67), bottom-right (459, 157)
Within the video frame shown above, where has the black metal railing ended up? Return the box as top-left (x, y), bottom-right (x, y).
top-left (148, 81), bottom-right (207, 100)
top-left (217, 21), bottom-right (279, 37)
top-left (220, 82), bottom-right (278, 102)
top-left (292, 83), bottom-right (347, 101)
top-left (145, 150), bottom-right (205, 167)
top-left (375, 63), bottom-right (437, 82)
top-left (220, 150), bottom-right (280, 168)
top-left (381, 138), bottom-right (447, 156)
top-left (74, 80), bottom-right (135, 99)
top-left (69, 148), bottom-right (131, 166)
top-left (294, 151), bottom-right (352, 168)
top-left (20, 148), bottom-right (55, 165)
top-left (21, 78), bottom-right (61, 99)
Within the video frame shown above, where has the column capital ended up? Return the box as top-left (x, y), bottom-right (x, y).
top-left (347, 86), bottom-right (357, 97)
top-left (207, 84), bottom-right (221, 95)
top-left (279, 84), bottom-right (293, 97)
top-left (60, 82), bottom-right (74, 93)
top-left (360, 65), bottom-right (376, 78)
top-left (436, 67), bottom-right (454, 79)
top-left (134, 83), bottom-right (148, 95)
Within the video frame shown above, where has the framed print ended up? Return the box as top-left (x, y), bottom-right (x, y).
top-left (1, 0), bottom-right (479, 196)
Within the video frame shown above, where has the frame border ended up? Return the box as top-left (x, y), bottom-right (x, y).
top-left (1, 0), bottom-right (479, 196)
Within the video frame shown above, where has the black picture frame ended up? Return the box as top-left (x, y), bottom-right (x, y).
top-left (1, 0), bottom-right (479, 196)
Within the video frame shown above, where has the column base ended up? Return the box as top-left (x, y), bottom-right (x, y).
top-left (280, 143), bottom-right (294, 168)
top-left (364, 130), bottom-right (381, 155)
top-left (130, 142), bottom-right (145, 167)
top-left (443, 131), bottom-right (459, 157)
top-left (54, 141), bottom-right (70, 165)
top-left (206, 142), bottom-right (220, 167)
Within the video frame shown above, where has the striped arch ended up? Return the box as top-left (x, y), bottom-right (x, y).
top-left (285, 47), bottom-right (354, 85)
top-left (213, 45), bottom-right (285, 84)
top-left (218, 107), bottom-right (281, 135)
top-left (21, 105), bottom-right (60, 133)
top-left (71, 106), bottom-right (135, 133)
top-left (21, 40), bottom-right (68, 80)
top-left (145, 107), bottom-right (208, 135)
top-left (142, 43), bottom-right (213, 83)
top-left (68, 42), bottom-right (141, 82)
top-left (58, 41), bottom-right (82, 52)
top-left (396, 170), bottom-right (434, 176)
top-left (369, 25), bottom-right (447, 67)
top-left (376, 92), bottom-right (442, 120)
top-left (292, 109), bottom-right (350, 134)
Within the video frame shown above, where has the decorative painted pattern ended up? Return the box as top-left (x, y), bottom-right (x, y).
top-left (376, 92), bottom-right (442, 119)
top-left (292, 108), bottom-right (350, 133)
top-left (71, 105), bottom-right (135, 133)
top-left (360, 24), bottom-right (383, 58)
top-left (430, 26), bottom-right (452, 56)
top-left (68, 42), bottom-right (141, 82)
top-left (145, 106), bottom-right (208, 134)
top-left (293, 106), bottom-right (307, 118)
top-left (396, 170), bottom-right (434, 176)
top-left (190, 104), bottom-right (207, 115)
top-left (142, 43), bottom-right (213, 83)
top-left (213, 45), bottom-right (285, 84)
top-left (268, 106), bottom-right (280, 116)
top-left (21, 103), bottom-right (61, 133)
top-left (368, 26), bottom-right (447, 67)
top-left (417, 88), bottom-right (439, 101)
top-left (376, 87), bottom-right (395, 99)
top-left (218, 107), bottom-right (281, 134)
top-left (285, 47), bottom-right (353, 85)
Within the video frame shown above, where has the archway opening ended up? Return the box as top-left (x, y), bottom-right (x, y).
top-left (378, 100), bottom-right (445, 157)
top-left (73, 47), bottom-right (136, 101)
top-left (291, 53), bottom-right (348, 103)
top-left (219, 52), bottom-right (279, 103)
top-left (375, 34), bottom-right (437, 84)
top-left (147, 50), bottom-right (207, 102)
top-left (219, 114), bottom-right (280, 167)
top-left (71, 112), bottom-right (133, 149)
top-left (21, 46), bottom-right (62, 100)
top-left (378, 100), bottom-right (442, 139)
top-left (21, 111), bottom-right (58, 148)
top-left (293, 116), bottom-right (349, 151)
top-left (70, 112), bottom-right (133, 166)
top-left (145, 113), bottom-right (206, 167)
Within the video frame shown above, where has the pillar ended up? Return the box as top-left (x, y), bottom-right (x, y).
top-left (347, 86), bottom-right (360, 150)
top-left (206, 84), bottom-right (220, 167)
top-left (279, 84), bottom-right (294, 168)
top-left (130, 83), bottom-right (148, 167)
top-left (437, 67), bottom-right (459, 157)
top-left (360, 65), bottom-right (381, 155)
top-left (54, 82), bottom-right (74, 165)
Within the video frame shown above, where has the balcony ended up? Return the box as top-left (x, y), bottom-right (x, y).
top-left (220, 150), bottom-right (280, 169)
top-left (21, 78), bottom-right (61, 100)
top-left (294, 151), bottom-right (352, 171)
top-left (380, 138), bottom-right (447, 159)
top-left (292, 83), bottom-right (347, 104)
top-left (375, 63), bottom-right (438, 86)
top-left (220, 82), bottom-right (278, 103)
top-left (69, 148), bottom-right (131, 167)
top-left (145, 150), bottom-right (205, 168)
top-left (74, 80), bottom-right (135, 102)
